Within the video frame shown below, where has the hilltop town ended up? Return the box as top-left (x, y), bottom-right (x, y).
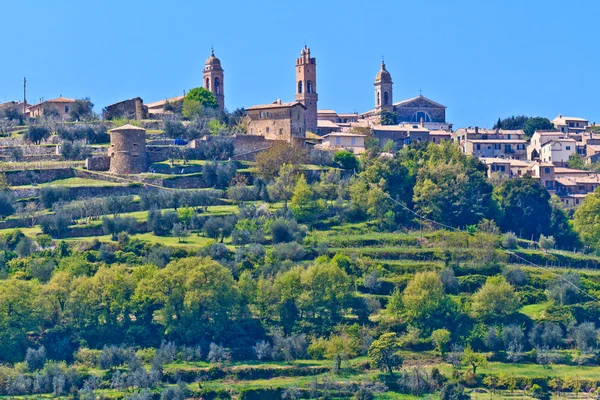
top-left (0, 46), bottom-right (599, 400)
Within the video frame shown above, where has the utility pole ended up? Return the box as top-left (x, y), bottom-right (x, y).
top-left (23, 77), bottom-right (27, 117)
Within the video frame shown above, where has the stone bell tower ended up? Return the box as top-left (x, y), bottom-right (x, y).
top-left (295, 45), bottom-right (318, 133)
top-left (375, 60), bottom-right (393, 112)
top-left (203, 48), bottom-right (225, 110)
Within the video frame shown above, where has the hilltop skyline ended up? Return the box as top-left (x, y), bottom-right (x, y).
top-left (2, 0), bottom-right (599, 127)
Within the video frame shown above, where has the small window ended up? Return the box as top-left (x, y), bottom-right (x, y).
top-left (351, 137), bottom-right (356, 145)
top-left (65, 106), bottom-right (69, 113)
top-left (336, 137), bottom-right (341, 145)
top-left (259, 111), bottom-right (264, 118)
top-left (476, 144), bottom-right (481, 150)
top-left (250, 128), bottom-right (254, 134)
top-left (566, 146), bottom-right (571, 150)
top-left (266, 127), bottom-right (270, 133)
top-left (279, 129), bottom-right (284, 135)
top-left (267, 112), bottom-right (271, 117)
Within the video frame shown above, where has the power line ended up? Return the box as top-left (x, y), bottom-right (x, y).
top-left (353, 170), bottom-right (599, 303)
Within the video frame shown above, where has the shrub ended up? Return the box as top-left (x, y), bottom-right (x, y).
top-left (75, 348), bottom-right (103, 367)
top-left (502, 232), bottom-right (518, 249)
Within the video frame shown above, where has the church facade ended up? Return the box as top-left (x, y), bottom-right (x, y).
top-left (361, 61), bottom-right (450, 129)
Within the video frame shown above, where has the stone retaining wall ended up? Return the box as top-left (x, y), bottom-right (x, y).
top-left (5, 168), bottom-right (75, 186)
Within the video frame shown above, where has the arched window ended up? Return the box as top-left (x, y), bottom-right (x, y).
top-left (412, 111), bottom-right (432, 123)
top-left (298, 81), bottom-right (303, 94)
top-left (215, 78), bottom-right (221, 95)
top-left (205, 78), bottom-right (210, 90)
top-left (383, 92), bottom-right (389, 106)
top-left (376, 91), bottom-right (380, 106)
top-left (307, 81), bottom-right (313, 94)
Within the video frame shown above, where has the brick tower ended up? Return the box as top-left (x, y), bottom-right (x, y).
top-left (374, 60), bottom-right (393, 112)
top-left (203, 48), bottom-right (225, 111)
top-left (295, 45), bottom-right (318, 133)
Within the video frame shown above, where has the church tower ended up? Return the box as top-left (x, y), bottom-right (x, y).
top-left (295, 45), bottom-right (318, 133)
top-left (203, 48), bottom-right (225, 111)
top-left (374, 60), bottom-right (393, 112)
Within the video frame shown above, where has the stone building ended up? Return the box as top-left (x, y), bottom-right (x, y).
top-left (103, 97), bottom-right (148, 120)
top-left (108, 124), bottom-right (147, 174)
top-left (295, 45), bottom-right (318, 133)
top-left (204, 49), bottom-right (225, 111)
top-left (246, 100), bottom-right (306, 142)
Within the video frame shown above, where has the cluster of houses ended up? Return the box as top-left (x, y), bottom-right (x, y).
top-left (3, 46), bottom-right (599, 209)
top-left (317, 113), bottom-right (599, 209)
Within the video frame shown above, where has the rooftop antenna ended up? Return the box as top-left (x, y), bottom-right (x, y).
top-left (23, 77), bottom-right (27, 115)
top-left (211, 45), bottom-right (214, 55)
top-left (419, 88), bottom-right (422, 96)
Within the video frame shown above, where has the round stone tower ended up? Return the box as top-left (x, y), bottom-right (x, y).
top-left (108, 124), bottom-right (147, 174)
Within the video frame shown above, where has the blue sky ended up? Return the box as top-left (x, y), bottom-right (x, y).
top-left (2, 0), bottom-right (598, 127)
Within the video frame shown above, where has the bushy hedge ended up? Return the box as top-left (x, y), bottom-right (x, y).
top-left (163, 365), bottom-right (331, 383)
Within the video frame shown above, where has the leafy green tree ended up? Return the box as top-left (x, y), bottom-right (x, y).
top-left (68, 98), bottom-right (94, 121)
top-left (470, 276), bottom-right (519, 320)
top-left (255, 142), bottom-right (307, 181)
top-left (208, 119), bottom-right (227, 135)
top-left (324, 334), bottom-right (358, 373)
top-left (184, 87), bottom-right (218, 109)
top-left (495, 176), bottom-right (551, 239)
top-left (334, 150), bottom-right (359, 170)
top-left (379, 109), bottom-right (397, 125)
top-left (461, 346), bottom-right (487, 374)
top-left (24, 125), bottom-right (51, 144)
top-left (568, 153), bottom-right (586, 170)
top-left (368, 332), bottom-right (403, 375)
top-left (538, 234), bottom-right (555, 251)
top-left (0, 279), bottom-right (43, 362)
top-left (431, 329), bottom-right (451, 357)
top-left (0, 191), bottom-right (15, 220)
top-left (402, 271), bottom-right (451, 331)
top-left (523, 117), bottom-right (554, 137)
top-left (413, 142), bottom-right (497, 227)
top-left (493, 115), bottom-right (553, 137)
top-left (182, 100), bottom-right (203, 120)
top-left (290, 174), bottom-right (324, 223)
top-left (134, 257), bottom-right (240, 342)
top-left (268, 164), bottom-right (299, 206)
top-left (298, 262), bottom-right (352, 325)
top-left (573, 190), bottom-right (600, 249)
top-left (549, 196), bottom-right (580, 248)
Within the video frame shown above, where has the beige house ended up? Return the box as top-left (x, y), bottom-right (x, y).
top-left (28, 97), bottom-right (77, 119)
top-left (539, 138), bottom-right (576, 166)
top-left (481, 158), bottom-right (556, 189)
top-left (246, 100), bottom-right (306, 143)
top-left (453, 127), bottom-right (526, 159)
top-left (552, 114), bottom-right (589, 133)
top-left (317, 132), bottom-right (365, 153)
